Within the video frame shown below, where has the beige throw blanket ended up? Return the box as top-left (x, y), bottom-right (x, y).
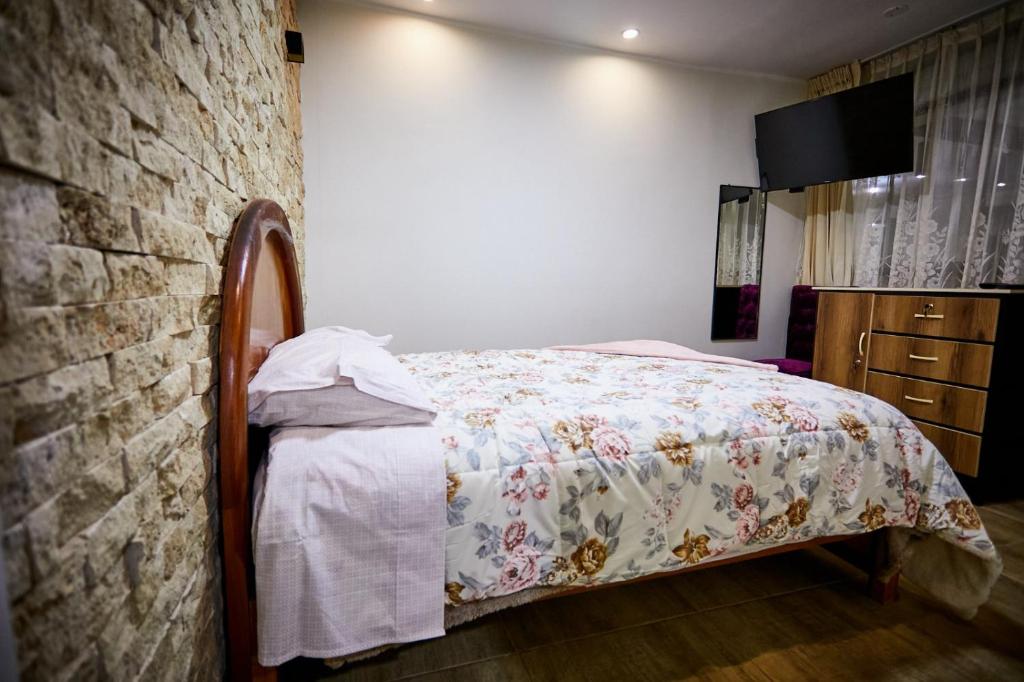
top-left (549, 339), bottom-right (778, 371)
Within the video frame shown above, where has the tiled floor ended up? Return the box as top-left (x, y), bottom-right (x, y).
top-left (282, 501), bottom-right (1024, 681)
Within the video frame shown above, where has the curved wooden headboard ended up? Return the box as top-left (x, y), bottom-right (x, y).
top-left (219, 199), bottom-right (303, 681)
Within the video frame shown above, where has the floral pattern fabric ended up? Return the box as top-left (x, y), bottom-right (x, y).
top-left (397, 349), bottom-right (996, 605)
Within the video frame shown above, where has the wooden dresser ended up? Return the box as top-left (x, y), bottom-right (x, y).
top-left (812, 288), bottom-right (1023, 500)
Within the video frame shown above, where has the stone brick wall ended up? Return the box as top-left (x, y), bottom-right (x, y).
top-left (0, 1), bottom-right (304, 679)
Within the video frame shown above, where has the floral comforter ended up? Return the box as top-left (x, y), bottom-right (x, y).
top-left (397, 348), bottom-right (999, 613)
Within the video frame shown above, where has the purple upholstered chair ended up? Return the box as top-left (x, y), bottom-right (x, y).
top-left (757, 285), bottom-right (819, 378)
top-left (734, 284), bottom-right (760, 340)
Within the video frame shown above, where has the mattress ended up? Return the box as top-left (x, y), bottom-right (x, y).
top-left (255, 348), bottom-right (1000, 663)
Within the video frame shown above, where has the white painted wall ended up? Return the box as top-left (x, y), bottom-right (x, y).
top-left (300, 0), bottom-right (805, 358)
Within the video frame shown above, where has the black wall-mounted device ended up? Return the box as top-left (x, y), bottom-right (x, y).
top-left (286, 31), bottom-right (304, 63)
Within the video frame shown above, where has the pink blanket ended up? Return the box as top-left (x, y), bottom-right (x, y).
top-left (549, 339), bottom-right (778, 372)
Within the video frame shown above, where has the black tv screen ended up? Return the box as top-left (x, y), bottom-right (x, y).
top-left (755, 73), bottom-right (914, 191)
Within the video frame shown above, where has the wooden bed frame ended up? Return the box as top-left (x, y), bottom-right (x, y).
top-left (217, 199), bottom-right (899, 682)
top-left (219, 200), bottom-right (303, 682)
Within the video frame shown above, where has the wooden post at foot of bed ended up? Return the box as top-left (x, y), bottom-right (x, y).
top-left (250, 650), bottom-right (278, 682)
top-left (867, 530), bottom-right (900, 604)
top-left (869, 567), bottom-right (901, 604)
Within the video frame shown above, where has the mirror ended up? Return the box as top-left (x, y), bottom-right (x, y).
top-left (711, 185), bottom-right (767, 340)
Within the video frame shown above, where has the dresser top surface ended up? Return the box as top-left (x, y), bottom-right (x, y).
top-left (812, 286), bottom-right (1021, 295)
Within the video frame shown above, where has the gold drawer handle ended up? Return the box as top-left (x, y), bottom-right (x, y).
top-left (914, 303), bottom-right (943, 320)
top-left (904, 395), bottom-right (934, 405)
top-left (908, 354), bottom-right (939, 362)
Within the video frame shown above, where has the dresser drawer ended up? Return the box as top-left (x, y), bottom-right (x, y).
top-left (911, 420), bottom-right (981, 477)
top-left (868, 333), bottom-right (993, 388)
top-left (866, 372), bottom-right (987, 432)
top-left (872, 295), bottom-right (999, 342)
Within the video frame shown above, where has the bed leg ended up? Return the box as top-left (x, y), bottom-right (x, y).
top-left (867, 530), bottom-right (899, 604)
top-left (254, 663), bottom-right (278, 681)
top-left (868, 567), bottom-right (900, 604)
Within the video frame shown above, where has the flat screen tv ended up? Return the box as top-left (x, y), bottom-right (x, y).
top-left (755, 73), bottom-right (914, 191)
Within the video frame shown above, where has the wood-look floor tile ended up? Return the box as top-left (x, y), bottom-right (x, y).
top-left (517, 585), bottom-right (840, 682)
top-left (519, 616), bottom-right (716, 682)
top-left (696, 585), bottom-right (912, 677)
top-left (403, 655), bottom-right (532, 682)
top-left (501, 547), bottom-right (849, 652)
top-left (996, 540), bottom-right (1024, 585)
top-left (984, 500), bottom-right (1024, 524)
top-left (500, 573), bottom-right (697, 651)
top-left (978, 507), bottom-right (1024, 548)
top-left (807, 590), bottom-right (980, 678)
top-left (771, 581), bottom-right (1024, 681)
top-left (282, 614), bottom-right (514, 681)
top-left (762, 584), bottom-right (1024, 680)
top-left (520, 580), bottom-right (1024, 682)
top-left (973, 575), bottom-right (1024, 636)
top-left (657, 547), bottom-right (853, 613)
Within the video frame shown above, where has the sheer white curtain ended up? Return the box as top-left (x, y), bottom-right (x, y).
top-left (851, 2), bottom-right (1024, 288)
top-left (716, 196), bottom-right (765, 286)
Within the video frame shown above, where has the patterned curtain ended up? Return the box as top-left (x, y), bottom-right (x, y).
top-left (851, 2), bottom-right (1024, 288)
top-left (716, 195), bottom-right (765, 286)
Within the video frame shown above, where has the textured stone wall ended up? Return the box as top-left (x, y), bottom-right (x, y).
top-left (0, 1), bottom-right (303, 679)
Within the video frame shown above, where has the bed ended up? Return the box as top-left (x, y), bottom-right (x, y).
top-left (219, 200), bottom-right (1001, 681)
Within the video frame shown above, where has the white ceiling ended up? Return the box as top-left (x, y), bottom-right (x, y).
top-left (348, 0), bottom-right (1004, 78)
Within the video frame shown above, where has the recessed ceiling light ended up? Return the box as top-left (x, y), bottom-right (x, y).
top-left (622, 28), bottom-right (640, 40)
top-left (883, 4), bottom-right (909, 19)
top-left (915, 174), bottom-right (927, 179)
top-left (955, 177), bottom-right (968, 182)
top-left (996, 182), bottom-right (1007, 187)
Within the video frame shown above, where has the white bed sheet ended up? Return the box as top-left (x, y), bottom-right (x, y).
top-left (252, 425), bottom-right (445, 665)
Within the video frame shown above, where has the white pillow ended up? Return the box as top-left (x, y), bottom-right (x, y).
top-left (248, 327), bottom-right (436, 427)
